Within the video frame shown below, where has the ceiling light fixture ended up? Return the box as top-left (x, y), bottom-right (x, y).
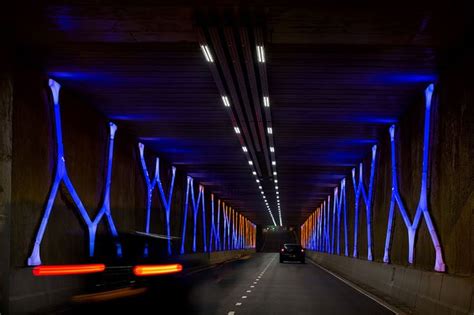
top-left (257, 45), bottom-right (265, 63)
top-left (263, 96), bottom-right (270, 107)
top-left (221, 96), bottom-right (230, 107)
top-left (200, 45), bottom-right (214, 63)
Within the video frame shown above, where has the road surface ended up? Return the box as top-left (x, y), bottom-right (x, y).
top-left (187, 253), bottom-right (393, 315)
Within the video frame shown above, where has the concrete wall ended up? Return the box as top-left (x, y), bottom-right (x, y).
top-left (0, 73), bottom-right (13, 315)
top-left (307, 251), bottom-right (474, 314)
top-left (5, 70), bottom-right (254, 313)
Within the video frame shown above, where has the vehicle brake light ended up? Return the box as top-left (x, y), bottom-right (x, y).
top-left (32, 264), bottom-right (105, 276)
top-left (133, 264), bottom-right (183, 276)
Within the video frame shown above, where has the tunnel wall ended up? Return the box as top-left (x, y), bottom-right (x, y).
top-left (5, 70), bottom-right (255, 314)
top-left (302, 54), bottom-right (473, 313)
top-left (0, 73), bottom-right (13, 315)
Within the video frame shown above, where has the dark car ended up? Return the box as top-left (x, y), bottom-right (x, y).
top-left (280, 243), bottom-right (305, 263)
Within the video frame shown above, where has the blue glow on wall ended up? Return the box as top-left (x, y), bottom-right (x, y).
top-left (371, 73), bottom-right (437, 84)
top-left (180, 177), bottom-right (207, 254)
top-left (28, 79), bottom-right (122, 266)
top-left (383, 84), bottom-right (445, 272)
top-left (351, 145), bottom-right (377, 260)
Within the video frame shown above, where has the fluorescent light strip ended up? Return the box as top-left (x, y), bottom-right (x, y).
top-left (200, 45), bottom-right (214, 63)
top-left (222, 96), bottom-right (230, 107)
top-left (234, 127), bottom-right (240, 134)
top-left (257, 45), bottom-right (265, 63)
top-left (267, 127), bottom-right (273, 134)
top-left (242, 146), bottom-right (248, 152)
top-left (263, 96), bottom-right (270, 107)
top-left (270, 146), bottom-right (275, 152)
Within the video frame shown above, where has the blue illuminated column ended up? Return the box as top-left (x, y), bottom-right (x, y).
top-left (322, 201), bottom-right (327, 252)
top-left (28, 79), bottom-right (122, 266)
top-left (155, 159), bottom-right (176, 255)
top-left (334, 179), bottom-right (348, 256)
top-left (180, 176), bottom-right (191, 254)
top-left (317, 207), bottom-right (322, 251)
top-left (383, 84), bottom-right (445, 272)
top-left (325, 197), bottom-right (331, 252)
top-left (209, 194), bottom-right (221, 252)
top-left (138, 143), bottom-right (158, 256)
top-left (351, 144), bottom-right (377, 260)
top-left (222, 203), bottom-right (227, 250)
top-left (331, 190), bottom-right (337, 254)
top-left (313, 211), bottom-right (316, 250)
top-left (180, 177), bottom-right (207, 253)
top-left (217, 199), bottom-right (222, 250)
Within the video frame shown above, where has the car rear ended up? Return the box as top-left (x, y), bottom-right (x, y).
top-left (280, 244), bottom-right (305, 263)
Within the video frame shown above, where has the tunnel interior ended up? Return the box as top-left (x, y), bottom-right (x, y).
top-left (1, 2), bottom-right (473, 315)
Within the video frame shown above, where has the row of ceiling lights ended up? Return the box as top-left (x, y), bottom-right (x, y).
top-left (200, 43), bottom-right (282, 226)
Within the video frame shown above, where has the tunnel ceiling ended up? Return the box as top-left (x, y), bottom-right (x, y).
top-left (11, 1), bottom-right (471, 226)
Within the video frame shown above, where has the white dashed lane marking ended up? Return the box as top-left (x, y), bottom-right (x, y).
top-left (227, 255), bottom-right (276, 314)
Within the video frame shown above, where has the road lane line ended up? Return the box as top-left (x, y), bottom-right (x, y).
top-left (226, 254), bottom-right (277, 315)
top-left (307, 258), bottom-right (405, 315)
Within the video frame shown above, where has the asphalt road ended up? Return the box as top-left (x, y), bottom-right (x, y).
top-left (59, 253), bottom-right (394, 315)
top-left (187, 253), bottom-right (394, 315)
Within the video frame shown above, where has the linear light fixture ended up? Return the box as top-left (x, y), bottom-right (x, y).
top-left (267, 127), bottom-right (273, 134)
top-left (248, 161), bottom-right (253, 165)
top-left (242, 146), bottom-right (248, 152)
top-left (263, 96), bottom-right (270, 107)
top-left (200, 45), bottom-right (214, 62)
top-left (32, 264), bottom-right (105, 276)
top-left (234, 127), bottom-right (241, 134)
top-left (257, 45), bottom-right (265, 63)
top-left (222, 96), bottom-right (230, 107)
top-left (252, 171), bottom-right (257, 175)
top-left (270, 146), bottom-right (275, 152)
top-left (272, 161), bottom-right (276, 166)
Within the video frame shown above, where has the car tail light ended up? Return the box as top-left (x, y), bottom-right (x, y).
top-left (133, 264), bottom-right (183, 276)
top-left (32, 264), bottom-right (105, 276)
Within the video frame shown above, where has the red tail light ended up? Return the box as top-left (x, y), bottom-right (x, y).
top-left (133, 264), bottom-right (183, 276)
top-left (32, 264), bottom-right (105, 276)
